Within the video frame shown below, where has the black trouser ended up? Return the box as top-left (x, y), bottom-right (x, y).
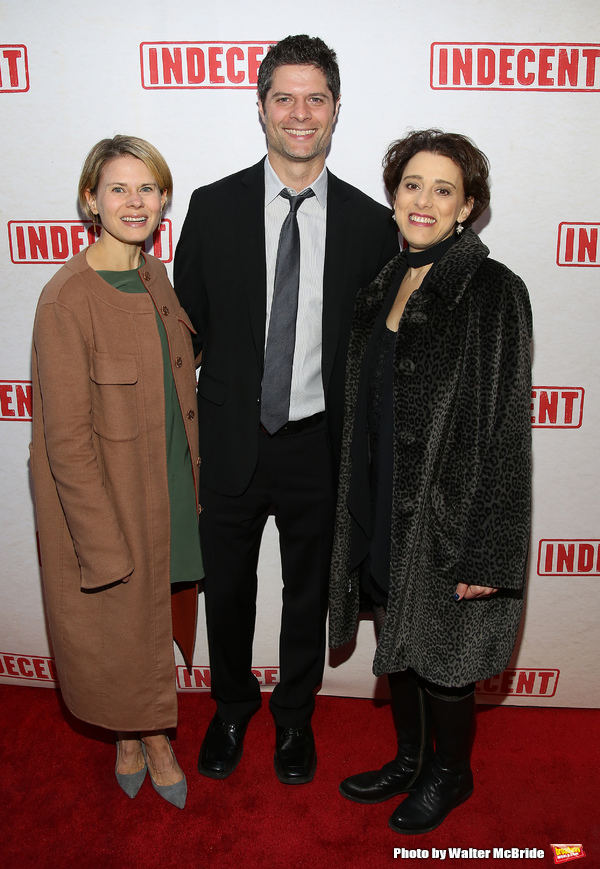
top-left (199, 418), bottom-right (334, 728)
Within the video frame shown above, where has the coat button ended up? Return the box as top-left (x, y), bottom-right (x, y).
top-left (175, 357), bottom-right (183, 368)
top-left (198, 504), bottom-right (203, 514)
top-left (187, 409), bottom-right (195, 420)
top-left (196, 456), bottom-right (202, 466)
top-left (161, 305), bottom-right (169, 315)
top-left (141, 270), bottom-right (151, 281)
top-left (398, 358), bottom-right (415, 374)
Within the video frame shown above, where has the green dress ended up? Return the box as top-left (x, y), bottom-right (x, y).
top-left (98, 266), bottom-right (204, 585)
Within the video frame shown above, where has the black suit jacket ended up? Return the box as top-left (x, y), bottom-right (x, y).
top-left (174, 158), bottom-right (399, 496)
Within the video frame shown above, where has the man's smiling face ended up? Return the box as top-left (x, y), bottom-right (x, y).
top-left (258, 64), bottom-right (339, 170)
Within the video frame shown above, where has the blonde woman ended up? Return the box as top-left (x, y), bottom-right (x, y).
top-left (32, 136), bottom-right (203, 808)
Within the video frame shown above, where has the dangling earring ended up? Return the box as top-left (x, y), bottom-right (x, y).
top-left (456, 222), bottom-right (464, 235)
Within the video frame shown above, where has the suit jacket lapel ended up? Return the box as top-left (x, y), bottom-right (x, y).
top-left (239, 159), bottom-right (267, 370)
top-left (322, 170), bottom-right (350, 394)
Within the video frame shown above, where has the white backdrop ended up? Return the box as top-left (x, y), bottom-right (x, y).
top-left (1, 0), bottom-right (599, 709)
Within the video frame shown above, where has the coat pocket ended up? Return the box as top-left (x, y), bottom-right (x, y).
top-left (429, 484), bottom-right (462, 571)
top-left (177, 307), bottom-right (197, 335)
top-left (90, 352), bottom-right (139, 441)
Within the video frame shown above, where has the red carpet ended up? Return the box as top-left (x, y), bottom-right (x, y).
top-left (1, 685), bottom-right (598, 868)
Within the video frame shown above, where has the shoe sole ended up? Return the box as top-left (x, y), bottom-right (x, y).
top-left (339, 783), bottom-right (415, 804)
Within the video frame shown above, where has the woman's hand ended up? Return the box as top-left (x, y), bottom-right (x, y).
top-left (454, 583), bottom-right (498, 601)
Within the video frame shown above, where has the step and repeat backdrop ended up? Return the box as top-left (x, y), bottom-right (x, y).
top-left (1, 1), bottom-right (598, 708)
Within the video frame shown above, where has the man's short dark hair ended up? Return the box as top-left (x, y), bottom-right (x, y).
top-left (257, 35), bottom-right (341, 105)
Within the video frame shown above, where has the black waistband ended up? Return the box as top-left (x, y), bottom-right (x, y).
top-left (260, 411), bottom-right (325, 437)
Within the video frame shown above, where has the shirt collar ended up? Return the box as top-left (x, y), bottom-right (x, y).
top-left (264, 156), bottom-right (328, 209)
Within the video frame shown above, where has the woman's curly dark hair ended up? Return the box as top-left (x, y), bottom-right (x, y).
top-left (383, 129), bottom-right (490, 227)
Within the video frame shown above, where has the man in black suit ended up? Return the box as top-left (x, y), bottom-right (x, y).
top-left (174, 34), bottom-right (398, 784)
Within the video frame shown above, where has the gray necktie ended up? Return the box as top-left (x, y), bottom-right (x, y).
top-left (260, 188), bottom-right (315, 435)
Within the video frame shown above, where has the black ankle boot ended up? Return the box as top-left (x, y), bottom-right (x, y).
top-left (340, 669), bottom-right (432, 804)
top-left (389, 688), bottom-right (475, 834)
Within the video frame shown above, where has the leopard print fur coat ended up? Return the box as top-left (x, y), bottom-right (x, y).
top-left (328, 229), bottom-right (532, 686)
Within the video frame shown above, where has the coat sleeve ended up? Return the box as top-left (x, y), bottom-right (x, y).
top-left (453, 267), bottom-right (532, 590)
top-left (34, 299), bottom-right (134, 589)
top-left (173, 188), bottom-right (207, 361)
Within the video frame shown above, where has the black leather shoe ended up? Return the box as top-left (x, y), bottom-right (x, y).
top-left (339, 755), bottom-right (427, 804)
top-left (388, 762), bottom-right (473, 834)
top-left (197, 713), bottom-right (250, 779)
top-left (274, 724), bottom-right (316, 784)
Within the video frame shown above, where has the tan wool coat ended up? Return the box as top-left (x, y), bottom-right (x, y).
top-left (31, 251), bottom-right (201, 731)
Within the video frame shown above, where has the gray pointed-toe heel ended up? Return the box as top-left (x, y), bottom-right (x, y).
top-left (150, 773), bottom-right (188, 809)
top-left (146, 736), bottom-right (187, 809)
top-left (115, 740), bottom-right (147, 798)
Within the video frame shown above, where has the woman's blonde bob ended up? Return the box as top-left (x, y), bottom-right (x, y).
top-left (78, 135), bottom-right (173, 220)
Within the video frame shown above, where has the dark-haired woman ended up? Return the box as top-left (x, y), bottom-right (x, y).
top-left (32, 136), bottom-right (203, 808)
top-left (329, 130), bottom-right (531, 833)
